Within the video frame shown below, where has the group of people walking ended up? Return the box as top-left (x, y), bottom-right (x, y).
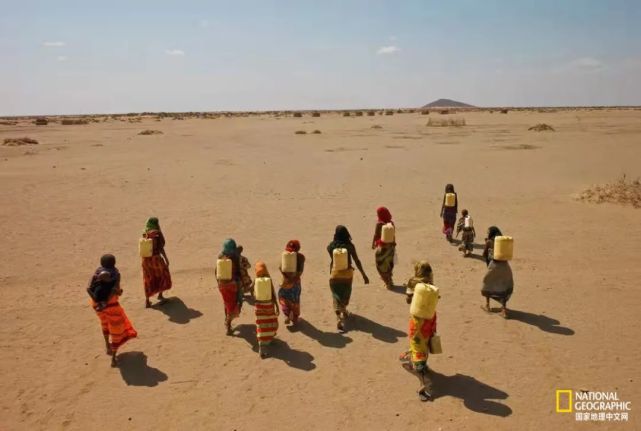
top-left (87, 188), bottom-right (514, 402)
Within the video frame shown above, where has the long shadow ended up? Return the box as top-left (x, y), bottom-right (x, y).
top-left (235, 324), bottom-right (316, 371)
top-left (467, 253), bottom-right (486, 263)
top-left (506, 310), bottom-right (575, 335)
top-left (349, 313), bottom-right (406, 343)
top-left (430, 372), bottom-right (512, 417)
top-left (152, 296), bottom-right (202, 324)
top-left (295, 319), bottom-right (352, 348)
top-left (117, 351), bottom-right (168, 387)
top-left (473, 242), bottom-right (485, 250)
top-left (386, 284), bottom-right (407, 295)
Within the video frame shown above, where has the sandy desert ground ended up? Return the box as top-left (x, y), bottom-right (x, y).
top-left (1, 109), bottom-right (640, 430)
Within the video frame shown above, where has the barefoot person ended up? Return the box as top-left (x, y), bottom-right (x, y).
top-left (440, 184), bottom-right (458, 242)
top-left (371, 206), bottom-right (396, 289)
top-left (400, 271), bottom-right (438, 402)
top-left (141, 217), bottom-right (172, 308)
top-left (482, 226), bottom-right (503, 266)
top-left (278, 240), bottom-right (305, 326)
top-left (87, 254), bottom-right (137, 367)
top-left (216, 239), bottom-right (244, 335)
top-left (327, 225), bottom-right (369, 332)
top-left (481, 259), bottom-right (514, 318)
top-left (254, 261), bottom-right (279, 358)
top-left (455, 209), bottom-right (476, 257)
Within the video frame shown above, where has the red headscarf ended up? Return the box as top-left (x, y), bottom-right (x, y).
top-left (377, 207), bottom-right (393, 225)
top-left (285, 240), bottom-right (301, 252)
top-left (255, 261), bottom-right (269, 277)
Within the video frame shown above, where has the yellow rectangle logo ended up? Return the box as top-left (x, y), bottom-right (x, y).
top-left (556, 390), bottom-right (573, 413)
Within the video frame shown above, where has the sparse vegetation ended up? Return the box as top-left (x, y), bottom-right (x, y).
top-left (421, 110), bottom-right (430, 115)
top-left (293, 112), bottom-right (303, 118)
top-left (138, 129), bottom-right (163, 135)
top-left (500, 109), bottom-right (509, 114)
top-left (578, 175), bottom-right (641, 208)
top-left (0, 121), bottom-right (18, 126)
top-left (355, 111), bottom-right (363, 117)
top-left (61, 118), bottom-right (89, 125)
top-left (312, 130), bottom-right (322, 134)
top-left (295, 130), bottom-right (307, 135)
top-left (439, 110), bottom-right (450, 115)
top-left (371, 125), bottom-right (383, 129)
top-left (343, 112), bottom-right (351, 117)
top-left (367, 111), bottom-right (375, 116)
top-left (3, 137), bottom-right (39, 146)
top-left (529, 123), bottom-right (555, 132)
top-left (34, 118), bottom-right (48, 126)
top-left (312, 112), bottom-right (321, 117)
top-left (427, 117), bottom-right (466, 127)
top-left (385, 111), bottom-right (394, 116)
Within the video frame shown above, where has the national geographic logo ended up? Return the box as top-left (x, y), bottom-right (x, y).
top-left (556, 389), bottom-right (631, 422)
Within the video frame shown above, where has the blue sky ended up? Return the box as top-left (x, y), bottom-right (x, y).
top-left (1, 0), bottom-right (640, 115)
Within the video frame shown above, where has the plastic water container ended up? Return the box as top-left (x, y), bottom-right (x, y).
top-left (216, 258), bottom-right (232, 281)
top-left (464, 216), bottom-right (474, 228)
top-left (381, 223), bottom-right (395, 243)
top-left (333, 248), bottom-right (349, 271)
top-left (444, 193), bottom-right (456, 207)
top-left (139, 238), bottom-right (153, 258)
top-left (254, 277), bottom-right (272, 301)
top-left (281, 251), bottom-right (297, 273)
top-left (410, 283), bottom-right (439, 319)
top-left (494, 236), bottom-right (514, 261)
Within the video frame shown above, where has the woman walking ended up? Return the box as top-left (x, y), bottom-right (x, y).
top-left (327, 225), bottom-right (369, 332)
top-left (216, 239), bottom-right (243, 335)
top-left (254, 261), bottom-right (279, 358)
top-left (141, 217), bottom-right (172, 308)
top-left (440, 184), bottom-right (458, 242)
top-left (371, 206), bottom-right (396, 289)
top-left (87, 254), bottom-right (137, 367)
top-left (482, 226), bottom-right (503, 266)
top-left (278, 240), bottom-right (305, 326)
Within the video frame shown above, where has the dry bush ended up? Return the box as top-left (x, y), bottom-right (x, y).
top-left (385, 111), bottom-right (394, 116)
top-left (0, 121), bottom-right (18, 126)
top-left (407, 109), bottom-right (416, 113)
top-left (34, 118), bottom-right (48, 126)
top-left (367, 111), bottom-right (376, 116)
top-left (371, 125), bottom-right (383, 129)
top-left (500, 109), bottom-right (509, 114)
top-left (578, 175), bottom-right (641, 208)
top-left (293, 112), bottom-right (303, 118)
top-left (61, 118), bottom-right (89, 125)
top-left (427, 117), bottom-right (466, 127)
top-left (343, 112), bottom-right (351, 117)
top-left (312, 130), bottom-right (322, 134)
top-left (312, 112), bottom-right (321, 117)
top-left (439, 110), bottom-right (450, 115)
top-left (138, 129), bottom-right (163, 135)
top-left (3, 137), bottom-right (39, 146)
top-left (295, 130), bottom-right (307, 135)
top-left (355, 111), bottom-right (363, 117)
top-left (528, 123), bottom-right (555, 132)
top-left (421, 110), bottom-right (430, 115)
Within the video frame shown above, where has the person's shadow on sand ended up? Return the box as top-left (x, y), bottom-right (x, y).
top-left (350, 314), bottom-right (406, 343)
top-left (152, 297), bottom-right (203, 324)
top-left (506, 310), bottom-right (575, 335)
top-left (294, 319), bottom-right (352, 348)
top-left (235, 324), bottom-right (316, 371)
top-left (429, 372), bottom-right (512, 417)
top-left (117, 351), bottom-right (168, 387)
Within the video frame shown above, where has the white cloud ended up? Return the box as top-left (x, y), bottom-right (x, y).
top-left (569, 57), bottom-right (604, 72)
top-left (165, 49), bottom-right (185, 56)
top-left (199, 19), bottom-right (209, 28)
top-left (43, 41), bottom-right (65, 47)
top-left (377, 45), bottom-right (400, 55)
top-left (57, 56), bottom-right (68, 62)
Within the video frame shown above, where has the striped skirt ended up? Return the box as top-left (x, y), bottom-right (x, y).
top-left (92, 297), bottom-right (137, 352)
top-left (255, 301), bottom-right (278, 347)
top-left (142, 255), bottom-right (172, 298)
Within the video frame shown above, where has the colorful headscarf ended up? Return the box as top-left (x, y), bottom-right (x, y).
top-left (222, 238), bottom-right (238, 256)
top-left (145, 217), bottom-right (160, 232)
top-left (377, 207), bottom-right (393, 224)
top-left (285, 240), bottom-right (301, 252)
top-left (414, 260), bottom-right (434, 283)
top-left (255, 260), bottom-right (269, 277)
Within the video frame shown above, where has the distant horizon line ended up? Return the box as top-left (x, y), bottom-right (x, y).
top-left (2, 104), bottom-right (641, 118)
